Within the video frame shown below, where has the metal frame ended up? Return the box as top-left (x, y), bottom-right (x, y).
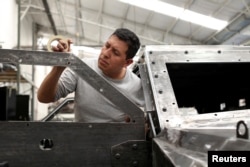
top-left (144, 45), bottom-right (250, 167)
top-left (0, 49), bottom-right (144, 123)
top-left (145, 45), bottom-right (250, 130)
top-left (41, 97), bottom-right (75, 122)
top-left (2, 46), bottom-right (250, 167)
top-left (0, 49), bottom-right (147, 166)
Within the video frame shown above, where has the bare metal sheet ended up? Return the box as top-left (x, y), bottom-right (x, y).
top-left (153, 125), bottom-right (250, 166)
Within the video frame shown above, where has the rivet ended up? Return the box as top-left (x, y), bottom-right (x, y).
top-left (132, 161), bottom-right (138, 167)
top-left (115, 153), bottom-right (121, 159)
top-left (132, 144), bottom-right (138, 150)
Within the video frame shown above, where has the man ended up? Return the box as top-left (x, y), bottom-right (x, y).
top-left (37, 28), bottom-right (145, 123)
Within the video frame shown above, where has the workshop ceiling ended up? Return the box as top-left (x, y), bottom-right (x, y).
top-left (20, 0), bottom-right (250, 46)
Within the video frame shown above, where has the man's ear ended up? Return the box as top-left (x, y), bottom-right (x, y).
top-left (125, 59), bottom-right (133, 67)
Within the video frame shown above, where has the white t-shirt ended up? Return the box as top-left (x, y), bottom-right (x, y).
top-left (55, 58), bottom-right (145, 122)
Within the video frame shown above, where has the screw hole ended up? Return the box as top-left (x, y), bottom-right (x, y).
top-left (39, 139), bottom-right (54, 151)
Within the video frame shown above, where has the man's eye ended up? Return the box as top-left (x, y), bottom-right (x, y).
top-left (105, 43), bottom-right (110, 48)
top-left (114, 50), bottom-right (119, 56)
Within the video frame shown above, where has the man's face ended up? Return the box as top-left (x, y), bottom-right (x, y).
top-left (98, 35), bottom-right (133, 77)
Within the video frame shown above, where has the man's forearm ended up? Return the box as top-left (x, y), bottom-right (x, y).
top-left (37, 66), bottom-right (66, 103)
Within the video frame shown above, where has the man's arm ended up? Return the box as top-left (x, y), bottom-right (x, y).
top-left (37, 66), bottom-right (65, 103)
top-left (37, 38), bottom-right (72, 103)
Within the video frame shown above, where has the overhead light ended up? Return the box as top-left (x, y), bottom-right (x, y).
top-left (119, 0), bottom-right (228, 30)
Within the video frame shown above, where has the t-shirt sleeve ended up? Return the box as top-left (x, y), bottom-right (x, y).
top-left (54, 68), bottom-right (78, 101)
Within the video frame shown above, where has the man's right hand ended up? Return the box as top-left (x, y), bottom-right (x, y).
top-left (52, 38), bottom-right (72, 52)
top-left (47, 35), bottom-right (72, 52)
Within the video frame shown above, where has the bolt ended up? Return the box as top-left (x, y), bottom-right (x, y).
top-left (132, 161), bottom-right (138, 167)
top-left (115, 153), bottom-right (121, 159)
top-left (132, 144), bottom-right (138, 150)
top-left (158, 90), bottom-right (163, 94)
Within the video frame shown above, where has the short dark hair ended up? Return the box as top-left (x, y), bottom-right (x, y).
top-left (111, 28), bottom-right (141, 59)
